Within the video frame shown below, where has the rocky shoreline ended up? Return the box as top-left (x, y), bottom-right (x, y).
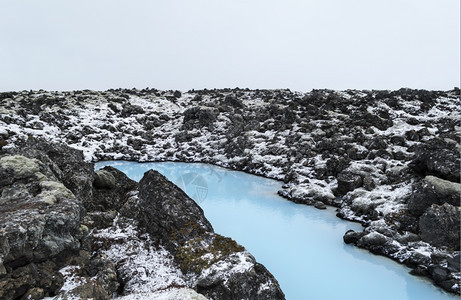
top-left (1, 87), bottom-right (460, 295)
top-left (0, 138), bottom-right (284, 299)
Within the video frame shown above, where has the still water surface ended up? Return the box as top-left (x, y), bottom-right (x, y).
top-left (95, 161), bottom-right (457, 300)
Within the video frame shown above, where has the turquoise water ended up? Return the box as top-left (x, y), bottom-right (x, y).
top-left (95, 161), bottom-right (457, 300)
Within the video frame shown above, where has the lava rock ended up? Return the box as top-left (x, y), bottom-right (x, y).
top-left (177, 233), bottom-right (285, 300)
top-left (224, 95), bottom-right (245, 108)
top-left (343, 230), bottom-right (365, 244)
top-left (12, 138), bottom-right (95, 208)
top-left (419, 203), bottom-right (460, 250)
top-left (92, 166), bottom-right (137, 211)
top-left (93, 169), bottom-right (116, 189)
top-left (447, 253), bottom-right (460, 272)
top-left (314, 201), bottom-right (327, 209)
top-left (182, 106), bottom-right (218, 129)
top-left (197, 260), bottom-right (285, 300)
top-left (428, 265), bottom-right (450, 283)
top-left (336, 171), bottom-right (363, 195)
top-left (129, 169), bottom-right (213, 251)
top-left (121, 104), bottom-right (145, 117)
top-left (407, 175), bottom-right (461, 217)
top-left (410, 138), bottom-right (460, 182)
top-left (0, 154), bottom-right (83, 267)
top-left (359, 233), bottom-right (387, 247)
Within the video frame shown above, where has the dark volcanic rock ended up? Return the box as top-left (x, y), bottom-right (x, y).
top-left (92, 166), bottom-right (137, 211)
top-left (224, 94), bottom-right (245, 108)
top-left (336, 171), bottom-right (363, 195)
top-left (11, 138), bottom-right (95, 208)
top-left (419, 203), bottom-right (460, 250)
top-left (121, 103), bottom-right (145, 117)
top-left (182, 106), bottom-right (218, 129)
top-left (0, 139), bottom-right (285, 299)
top-left (0, 262), bottom-right (64, 300)
top-left (407, 175), bottom-right (461, 217)
top-left (197, 261), bottom-right (285, 300)
top-left (93, 168), bottom-right (116, 189)
top-left (130, 170), bottom-right (285, 299)
top-left (129, 169), bottom-right (213, 251)
top-left (176, 233), bottom-right (285, 300)
top-left (0, 154), bottom-right (83, 266)
top-left (410, 138), bottom-right (460, 182)
top-left (0, 148), bottom-right (86, 299)
top-left (354, 232), bottom-right (400, 256)
top-left (343, 230), bottom-right (365, 244)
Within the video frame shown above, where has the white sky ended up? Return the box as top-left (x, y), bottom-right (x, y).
top-left (0, 0), bottom-right (459, 92)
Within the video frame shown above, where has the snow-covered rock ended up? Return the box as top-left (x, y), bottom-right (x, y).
top-left (1, 87), bottom-right (459, 295)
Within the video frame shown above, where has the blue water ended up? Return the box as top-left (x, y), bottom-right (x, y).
top-left (95, 161), bottom-right (457, 300)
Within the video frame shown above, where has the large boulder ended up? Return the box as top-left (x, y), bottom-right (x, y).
top-left (419, 203), bottom-right (460, 250)
top-left (123, 169), bottom-right (213, 251)
top-left (410, 138), bottom-right (460, 182)
top-left (336, 171), bottom-right (363, 195)
top-left (0, 153), bottom-right (85, 299)
top-left (407, 175), bottom-right (461, 216)
top-left (121, 169), bottom-right (286, 299)
top-left (176, 233), bottom-right (285, 300)
top-left (11, 138), bottom-right (95, 208)
top-left (91, 166), bottom-right (138, 211)
top-left (224, 95), bottom-right (245, 108)
top-left (182, 106), bottom-right (218, 130)
top-left (0, 155), bottom-right (84, 266)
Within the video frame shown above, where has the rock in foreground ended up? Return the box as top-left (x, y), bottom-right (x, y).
top-left (0, 139), bottom-right (285, 300)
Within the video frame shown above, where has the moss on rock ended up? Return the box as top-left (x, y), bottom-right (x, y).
top-left (0, 155), bottom-right (40, 179)
top-left (175, 233), bottom-right (245, 274)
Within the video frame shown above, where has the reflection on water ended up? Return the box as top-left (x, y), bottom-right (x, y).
top-left (95, 161), bottom-right (457, 300)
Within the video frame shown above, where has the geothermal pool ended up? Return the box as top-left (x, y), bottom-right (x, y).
top-left (95, 161), bottom-right (456, 300)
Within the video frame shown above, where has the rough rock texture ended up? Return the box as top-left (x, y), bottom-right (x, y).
top-left (92, 166), bottom-right (137, 212)
top-left (419, 203), bottom-right (460, 250)
top-left (183, 106), bottom-right (218, 130)
top-left (0, 140), bottom-right (117, 299)
top-left (0, 138), bottom-right (284, 299)
top-left (407, 175), bottom-right (461, 217)
top-left (410, 138), bottom-right (460, 182)
top-left (118, 171), bottom-right (285, 299)
top-left (126, 170), bottom-right (213, 252)
top-left (336, 170), bottom-right (363, 195)
top-left (0, 153), bottom-right (84, 298)
top-left (175, 233), bottom-right (284, 300)
top-left (1, 87), bottom-right (460, 295)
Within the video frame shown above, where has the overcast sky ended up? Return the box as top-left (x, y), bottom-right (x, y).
top-left (0, 1), bottom-right (459, 92)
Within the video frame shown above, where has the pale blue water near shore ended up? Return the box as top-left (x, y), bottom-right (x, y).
top-left (95, 161), bottom-right (457, 300)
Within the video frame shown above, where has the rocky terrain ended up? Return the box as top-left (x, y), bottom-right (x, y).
top-left (0, 87), bottom-right (460, 295)
top-left (0, 139), bottom-right (284, 299)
